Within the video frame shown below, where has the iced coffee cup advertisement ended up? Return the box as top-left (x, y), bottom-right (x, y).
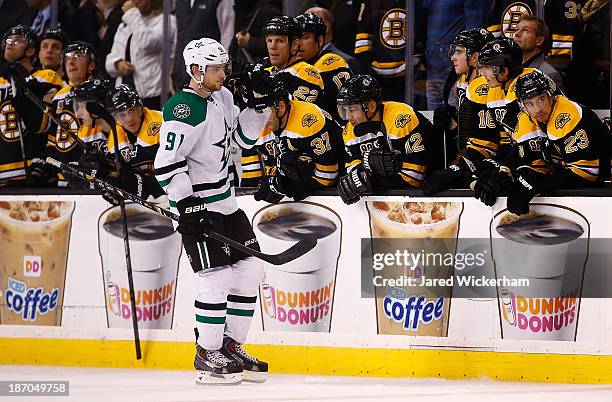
top-left (0, 194), bottom-right (611, 352)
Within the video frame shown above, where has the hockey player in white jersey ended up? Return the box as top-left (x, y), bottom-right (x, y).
top-left (154, 38), bottom-right (267, 385)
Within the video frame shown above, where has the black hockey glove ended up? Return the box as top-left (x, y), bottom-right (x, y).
top-left (244, 64), bottom-right (275, 110)
top-left (472, 176), bottom-right (497, 207)
top-left (363, 148), bottom-right (402, 177)
top-left (26, 158), bottom-right (50, 188)
top-left (176, 196), bottom-right (211, 240)
top-left (6, 62), bottom-right (28, 94)
top-left (422, 163), bottom-right (469, 195)
top-left (102, 171), bottom-right (145, 206)
top-left (475, 159), bottom-right (514, 196)
top-left (277, 151), bottom-right (314, 181)
top-left (254, 175), bottom-right (286, 204)
top-left (432, 104), bottom-right (457, 132)
top-left (337, 165), bottom-right (372, 205)
top-left (507, 171), bottom-right (542, 215)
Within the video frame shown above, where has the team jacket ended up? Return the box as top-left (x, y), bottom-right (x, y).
top-left (486, 0), bottom-right (535, 38)
top-left (240, 99), bottom-right (343, 194)
top-left (107, 107), bottom-right (162, 174)
top-left (512, 96), bottom-right (610, 185)
top-left (241, 60), bottom-right (326, 186)
top-left (155, 86), bottom-right (259, 215)
top-left (0, 68), bottom-right (63, 185)
top-left (310, 47), bottom-right (353, 122)
top-left (343, 101), bottom-right (440, 189)
top-left (544, 0), bottom-right (586, 70)
top-left (354, 0), bottom-right (409, 79)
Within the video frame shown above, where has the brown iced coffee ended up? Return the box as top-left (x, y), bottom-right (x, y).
top-left (367, 201), bottom-right (462, 336)
top-left (0, 201), bottom-right (74, 325)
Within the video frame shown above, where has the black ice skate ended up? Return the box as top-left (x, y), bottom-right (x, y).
top-left (194, 344), bottom-right (243, 385)
top-left (221, 336), bottom-right (268, 383)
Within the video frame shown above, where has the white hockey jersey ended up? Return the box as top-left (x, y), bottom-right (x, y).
top-left (154, 86), bottom-right (258, 214)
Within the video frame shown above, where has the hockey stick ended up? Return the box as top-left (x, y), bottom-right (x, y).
top-left (22, 87), bottom-right (87, 149)
top-left (86, 103), bottom-right (141, 360)
top-left (46, 157), bottom-right (318, 265)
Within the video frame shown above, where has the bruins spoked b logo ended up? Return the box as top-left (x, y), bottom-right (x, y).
top-left (380, 8), bottom-right (406, 50)
top-left (502, 2), bottom-right (533, 38)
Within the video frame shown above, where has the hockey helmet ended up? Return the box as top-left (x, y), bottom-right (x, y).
top-left (183, 38), bottom-right (231, 84)
top-left (106, 84), bottom-right (142, 113)
top-left (515, 70), bottom-right (558, 108)
top-left (74, 77), bottom-right (111, 102)
top-left (450, 28), bottom-right (494, 58)
top-left (63, 41), bottom-right (96, 62)
top-left (40, 28), bottom-right (69, 47)
top-left (478, 38), bottom-right (523, 73)
top-left (296, 13), bottom-right (326, 38)
top-left (337, 74), bottom-right (382, 120)
top-left (2, 25), bottom-right (38, 51)
top-left (263, 16), bottom-right (302, 40)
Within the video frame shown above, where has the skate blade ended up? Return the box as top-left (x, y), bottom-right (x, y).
top-left (243, 370), bottom-right (268, 383)
top-left (196, 371), bottom-right (243, 386)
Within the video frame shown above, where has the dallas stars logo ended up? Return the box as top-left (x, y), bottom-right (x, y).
top-left (212, 120), bottom-right (231, 172)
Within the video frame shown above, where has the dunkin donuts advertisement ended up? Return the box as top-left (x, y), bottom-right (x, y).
top-left (0, 194), bottom-right (611, 350)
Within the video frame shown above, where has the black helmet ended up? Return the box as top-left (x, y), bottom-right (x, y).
top-left (106, 84), bottom-right (142, 113)
top-left (451, 28), bottom-right (494, 58)
top-left (478, 38), bottom-right (522, 71)
top-left (63, 41), bottom-right (96, 62)
top-left (264, 16), bottom-right (302, 40)
top-left (40, 28), bottom-right (69, 47)
top-left (74, 77), bottom-right (111, 102)
top-left (2, 25), bottom-right (38, 50)
top-left (296, 13), bottom-right (326, 38)
top-left (515, 70), bottom-right (557, 103)
top-left (337, 74), bottom-right (382, 108)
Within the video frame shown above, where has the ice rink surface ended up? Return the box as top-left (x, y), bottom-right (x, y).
top-left (0, 365), bottom-right (611, 402)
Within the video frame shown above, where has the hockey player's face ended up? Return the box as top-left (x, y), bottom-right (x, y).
top-left (203, 64), bottom-right (227, 91)
top-left (298, 33), bottom-right (320, 61)
top-left (343, 104), bottom-right (367, 125)
top-left (74, 100), bottom-right (94, 125)
top-left (39, 39), bottom-right (63, 71)
top-left (65, 51), bottom-right (93, 85)
top-left (479, 65), bottom-right (502, 88)
top-left (3, 35), bottom-right (27, 62)
top-left (450, 45), bottom-right (468, 75)
top-left (266, 35), bottom-right (292, 67)
top-left (114, 106), bottom-right (143, 133)
top-left (523, 93), bottom-right (553, 123)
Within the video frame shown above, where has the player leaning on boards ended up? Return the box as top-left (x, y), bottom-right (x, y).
top-left (500, 70), bottom-right (610, 215)
top-left (154, 38), bottom-right (267, 385)
top-left (336, 74), bottom-right (442, 205)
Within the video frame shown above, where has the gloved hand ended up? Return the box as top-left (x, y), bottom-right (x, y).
top-left (102, 171), bottom-right (145, 206)
top-left (476, 159), bottom-right (514, 196)
top-left (244, 64), bottom-right (275, 110)
top-left (254, 175), bottom-right (286, 204)
top-left (176, 196), bottom-right (211, 239)
top-left (6, 62), bottom-right (28, 94)
top-left (79, 146), bottom-right (111, 177)
top-left (363, 148), bottom-right (402, 177)
top-left (432, 103), bottom-right (457, 132)
top-left (472, 177), bottom-right (497, 206)
top-left (26, 158), bottom-right (50, 187)
top-left (422, 163), bottom-right (469, 195)
top-left (507, 171), bottom-right (541, 215)
top-left (276, 151), bottom-right (314, 181)
top-left (337, 165), bottom-right (372, 205)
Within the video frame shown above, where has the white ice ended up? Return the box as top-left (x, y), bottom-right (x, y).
top-left (0, 365), bottom-right (611, 402)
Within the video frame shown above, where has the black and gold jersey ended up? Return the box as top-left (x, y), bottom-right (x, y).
top-left (312, 48), bottom-right (353, 122)
top-left (343, 101), bottom-right (439, 189)
top-left (243, 99), bottom-right (343, 192)
top-left (511, 111), bottom-right (552, 175)
top-left (354, 0), bottom-right (408, 79)
top-left (46, 85), bottom-right (81, 159)
top-left (544, 0), bottom-right (586, 70)
top-left (486, 0), bottom-right (535, 39)
top-left (107, 107), bottom-right (161, 174)
top-left (0, 69), bottom-right (63, 185)
top-left (266, 60), bottom-right (325, 106)
top-left (456, 73), bottom-right (470, 108)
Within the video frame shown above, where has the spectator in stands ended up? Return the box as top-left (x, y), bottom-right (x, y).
top-left (94, 0), bottom-right (124, 78)
top-left (513, 14), bottom-right (564, 92)
top-left (304, 6), bottom-right (362, 73)
top-left (417, 0), bottom-right (490, 110)
top-left (230, 0), bottom-right (281, 73)
top-left (106, 0), bottom-right (177, 110)
top-left (26, 0), bottom-right (98, 46)
top-left (38, 28), bottom-right (68, 77)
top-left (172, 0), bottom-right (234, 89)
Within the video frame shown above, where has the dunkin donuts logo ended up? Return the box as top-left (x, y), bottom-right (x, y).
top-left (261, 279), bottom-right (333, 326)
top-left (23, 256), bottom-right (42, 277)
top-left (501, 288), bottom-right (578, 333)
top-left (5, 278), bottom-right (58, 321)
top-left (383, 286), bottom-right (445, 331)
top-left (106, 278), bottom-right (175, 323)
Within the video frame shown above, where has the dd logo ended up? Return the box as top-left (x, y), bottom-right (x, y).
top-left (24, 256), bottom-right (42, 277)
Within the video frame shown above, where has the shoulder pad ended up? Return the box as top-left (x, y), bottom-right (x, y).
top-left (314, 53), bottom-right (349, 72)
top-left (466, 76), bottom-right (489, 104)
top-left (284, 100), bottom-right (326, 138)
top-left (162, 91), bottom-right (207, 127)
top-left (382, 102), bottom-right (419, 138)
top-left (547, 96), bottom-right (582, 138)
